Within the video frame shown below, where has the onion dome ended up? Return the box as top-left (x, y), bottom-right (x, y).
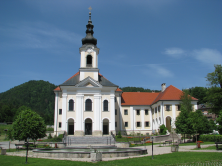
top-left (82, 8), bottom-right (97, 46)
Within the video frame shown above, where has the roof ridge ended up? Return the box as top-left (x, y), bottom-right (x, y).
top-left (64, 71), bottom-right (79, 82)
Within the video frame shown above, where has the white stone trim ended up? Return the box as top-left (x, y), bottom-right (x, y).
top-left (94, 94), bottom-right (101, 131)
top-left (76, 94), bottom-right (84, 131)
top-left (130, 107), bottom-right (133, 131)
top-left (141, 109), bottom-right (144, 130)
top-left (62, 93), bottom-right (67, 131)
top-left (110, 94), bottom-right (115, 132)
top-left (54, 92), bottom-right (59, 134)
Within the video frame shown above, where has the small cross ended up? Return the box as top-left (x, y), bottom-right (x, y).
top-left (88, 6), bottom-right (92, 12)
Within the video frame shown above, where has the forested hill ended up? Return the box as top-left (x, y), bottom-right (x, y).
top-left (120, 87), bottom-right (161, 92)
top-left (0, 80), bottom-right (57, 124)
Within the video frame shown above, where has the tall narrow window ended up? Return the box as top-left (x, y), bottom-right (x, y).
top-left (69, 99), bottom-right (74, 111)
top-left (136, 110), bottom-right (140, 115)
top-left (59, 122), bottom-right (62, 128)
top-left (85, 99), bottom-right (92, 111)
top-left (59, 109), bottom-right (62, 115)
top-left (145, 109), bottom-right (148, 115)
top-left (115, 109), bottom-right (117, 115)
top-left (86, 55), bottom-right (92, 67)
top-left (124, 109), bottom-right (128, 115)
top-left (166, 105), bottom-right (171, 111)
top-left (125, 122), bottom-right (128, 127)
top-left (103, 100), bottom-right (108, 111)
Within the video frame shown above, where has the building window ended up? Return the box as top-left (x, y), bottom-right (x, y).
top-left (145, 121), bottom-right (149, 127)
top-left (178, 105), bottom-right (181, 111)
top-left (125, 122), bottom-right (128, 127)
top-left (155, 107), bottom-right (157, 113)
top-left (59, 109), bottom-right (62, 115)
top-left (59, 122), bottom-right (62, 128)
top-left (103, 100), bottom-right (108, 111)
top-left (69, 99), bottom-right (74, 111)
top-left (115, 97), bottom-right (117, 102)
top-left (159, 118), bottom-right (161, 124)
top-left (137, 122), bottom-right (141, 127)
top-left (85, 99), bottom-right (92, 111)
top-left (136, 110), bottom-right (140, 115)
top-left (115, 122), bottom-right (117, 128)
top-left (152, 109), bottom-right (154, 114)
top-left (115, 109), bottom-right (117, 115)
top-left (158, 106), bottom-right (160, 112)
top-left (145, 109), bottom-right (148, 115)
top-left (166, 105), bottom-right (171, 111)
top-left (86, 55), bottom-right (92, 67)
top-left (124, 109), bottom-right (128, 115)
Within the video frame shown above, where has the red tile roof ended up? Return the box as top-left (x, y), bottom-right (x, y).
top-left (116, 88), bottom-right (122, 92)
top-left (121, 92), bottom-right (160, 105)
top-left (152, 85), bottom-right (198, 104)
top-left (54, 86), bottom-right (61, 91)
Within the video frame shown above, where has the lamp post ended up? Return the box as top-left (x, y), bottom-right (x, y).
top-left (151, 136), bottom-right (154, 159)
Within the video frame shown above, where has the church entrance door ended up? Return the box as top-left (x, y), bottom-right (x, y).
top-left (68, 118), bottom-right (74, 135)
top-left (85, 118), bottom-right (92, 135)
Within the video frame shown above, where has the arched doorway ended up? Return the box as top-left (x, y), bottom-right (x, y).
top-left (166, 116), bottom-right (171, 132)
top-left (85, 118), bottom-right (92, 135)
top-left (68, 118), bottom-right (74, 135)
top-left (103, 119), bottom-right (109, 135)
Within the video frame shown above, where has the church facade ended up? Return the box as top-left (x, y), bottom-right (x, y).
top-left (53, 12), bottom-right (198, 136)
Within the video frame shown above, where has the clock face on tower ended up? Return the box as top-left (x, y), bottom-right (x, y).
top-left (87, 47), bottom-right (94, 53)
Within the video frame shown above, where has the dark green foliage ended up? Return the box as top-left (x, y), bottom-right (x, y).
top-left (184, 87), bottom-right (208, 104)
top-left (120, 87), bottom-right (160, 92)
top-left (48, 133), bottom-right (52, 139)
top-left (12, 108), bottom-right (46, 141)
top-left (206, 87), bottom-right (222, 115)
top-left (159, 124), bottom-right (167, 135)
top-left (205, 64), bottom-right (222, 115)
top-left (0, 80), bottom-right (57, 124)
top-left (46, 127), bottom-right (54, 131)
top-left (217, 111), bottom-right (222, 134)
top-left (209, 119), bottom-right (217, 131)
top-left (189, 110), bottom-right (212, 135)
top-left (199, 135), bottom-right (222, 142)
top-left (117, 131), bottom-right (122, 138)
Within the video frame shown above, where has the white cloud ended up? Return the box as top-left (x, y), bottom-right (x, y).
top-left (144, 64), bottom-right (174, 77)
top-left (164, 48), bottom-right (185, 58)
top-left (192, 48), bottom-right (222, 66)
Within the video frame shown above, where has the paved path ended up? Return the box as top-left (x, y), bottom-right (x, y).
top-left (3, 143), bottom-right (222, 162)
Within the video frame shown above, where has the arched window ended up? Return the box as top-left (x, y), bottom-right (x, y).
top-left (69, 99), bottom-right (74, 111)
top-left (103, 100), bottom-right (108, 111)
top-left (86, 55), bottom-right (92, 67)
top-left (85, 99), bottom-right (92, 111)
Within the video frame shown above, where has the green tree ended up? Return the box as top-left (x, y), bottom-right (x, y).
top-left (185, 87), bottom-right (207, 104)
top-left (189, 110), bottom-right (212, 141)
top-left (206, 64), bottom-right (222, 115)
top-left (12, 107), bottom-right (46, 141)
top-left (209, 119), bottom-right (217, 132)
top-left (175, 91), bottom-right (194, 142)
top-left (216, 111), bottom-right (222, 134)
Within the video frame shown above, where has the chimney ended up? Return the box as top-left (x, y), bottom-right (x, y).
top-left (161, 83), bottom-right (166, 92)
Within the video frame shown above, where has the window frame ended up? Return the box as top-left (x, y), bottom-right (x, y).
top-left (145, 121), bottom-right (149, 127)
top-left (136, 122), bottom-right (141, 127)
top-left (85, 99), bottom-right (92, 111)
top-left (103, 100), bottom-right (108, 111)
top-left (59, 122), bottom-right (62, 128)
top-left (124, 109), bottom-right (128, 115)
top-left (136, 110), bottom-right (140, 115)
top-left (125, 122), bottom-right (128, 127)
top-left (145, 109), bottom-right (148, 115)
top-left (68, 99), bottom-right (74, 111)
top-left (59, 109), bottom-right (62, 115)
top-left (166, 105), bottom-right (171, 111)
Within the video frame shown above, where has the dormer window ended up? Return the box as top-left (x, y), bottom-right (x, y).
top-left (86, 55), bottom-right (92, 67)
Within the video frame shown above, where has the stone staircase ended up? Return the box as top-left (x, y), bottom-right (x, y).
top-left (65, 136), bottom-right (115, 145)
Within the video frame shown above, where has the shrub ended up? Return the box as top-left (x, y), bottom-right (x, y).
top-left (117, 131), bottom-right (122, 138)
top-left (48, 133), bottom-right (52, 139)
top-left (159, 124), bottom-right (167, 135)
top-left (199, 135), bottom-right (222, 142)
top-left (46, 127), bottom-right (54, 131)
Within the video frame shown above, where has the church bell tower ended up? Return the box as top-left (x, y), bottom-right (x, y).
top-left (79, 7), bottom-right (100, 81)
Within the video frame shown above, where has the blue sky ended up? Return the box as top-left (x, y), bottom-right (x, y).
top-left (0, 0), bottom-right (222, 93)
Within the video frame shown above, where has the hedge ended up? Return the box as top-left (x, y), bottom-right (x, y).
top-left (199, 135), bottom-right (222, 142)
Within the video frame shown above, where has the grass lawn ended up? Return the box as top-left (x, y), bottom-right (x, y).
top-left (0, 124), bottom-right (12, 142)
top-left (192, 145), bottom-right (222, 150)
top-left (0, 152), bottom-right (222, 166)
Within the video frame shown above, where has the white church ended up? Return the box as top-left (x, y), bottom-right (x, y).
top-left (53, 11), bottom-right (198, 136)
